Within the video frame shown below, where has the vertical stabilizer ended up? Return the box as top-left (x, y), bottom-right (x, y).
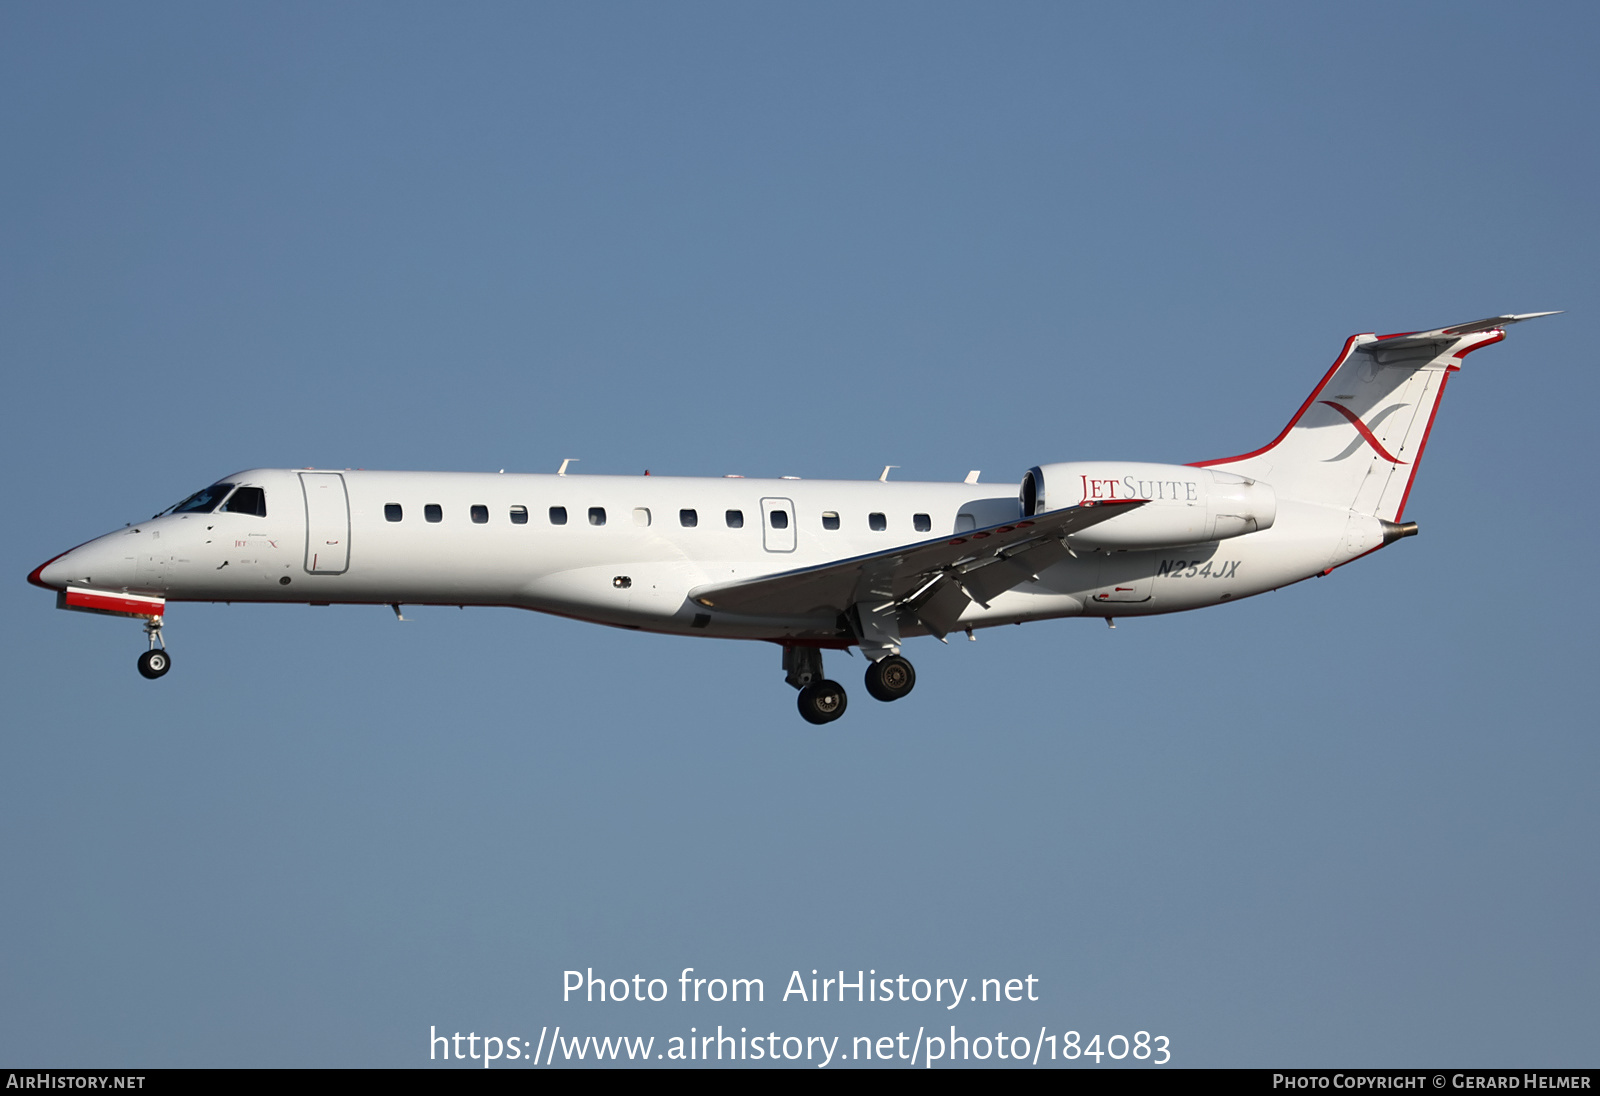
top-left (1194, 313), bottom-right (1557, 521)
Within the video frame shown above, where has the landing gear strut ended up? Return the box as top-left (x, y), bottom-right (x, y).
top-left (864, 654), bottom-right (915, 702)
top-left (784, 645), bottom-right (848, 725)
top-left (136, 617), bottom-right (170, 680)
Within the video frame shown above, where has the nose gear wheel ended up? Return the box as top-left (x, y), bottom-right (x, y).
top-left (136, 616), bottom-right (170, 679)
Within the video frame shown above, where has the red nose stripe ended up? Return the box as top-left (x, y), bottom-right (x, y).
top-left (27, 552), bottom-right (69, 590)
top-left (28, 536), bottom-right (102, 591)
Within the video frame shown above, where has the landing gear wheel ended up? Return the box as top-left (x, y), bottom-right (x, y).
top-left (137, 649), bottom-right (171, 680)
top-left (797, 679), bottom-right (848, 725)
top-left (864, 655), bottom-right (915, 702)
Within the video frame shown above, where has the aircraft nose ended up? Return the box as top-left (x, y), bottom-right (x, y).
top-left (28, 550), bottom-right (74, 591)
top-left (28, 537), bottom-right (124, 591)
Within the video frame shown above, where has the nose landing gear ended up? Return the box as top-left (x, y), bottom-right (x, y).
top-left (136, 617), bottom-right (170, 679)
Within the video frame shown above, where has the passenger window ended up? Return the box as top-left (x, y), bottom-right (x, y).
top-left (549, 506), bottom-right (568, 526)
top-left (680, 509), bottom-right (698, 528)
top-left (385, 504), bottom-right (403, 522)
top-left (510, 506), bottom-right (528, 524)
top-left (725, 509), bottom-right (744, 529)
top-left (770, 510), bottom-right (789, 530)
top-left (425, 504), bottom-right (443, 523)
top-left (221, 486), bottom-right (267, 517)
top-left (913, 513), bottom-right (931, 532)
top-left (471, 505), bottom-right (489, 524)
top-left (633, 507), bottom-right (651, 527)
top-left (822, 511), bottom-right (840, 530)
top-left (956, 513), bottom-right (976, 532)
top-left (589, 507), bottom-right (607, 526)
top-left (869, 512), bottom-right (887, 531)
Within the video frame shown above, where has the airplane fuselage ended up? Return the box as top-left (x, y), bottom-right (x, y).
top-left (36, 466), bottom-right (1371, 644)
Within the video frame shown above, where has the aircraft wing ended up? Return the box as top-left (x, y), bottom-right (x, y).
top-left (688, 499), bottom-right (1145, 638)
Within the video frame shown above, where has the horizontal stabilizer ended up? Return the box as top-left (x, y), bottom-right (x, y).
top-left (1376, 311), bottom-right (1561, 350)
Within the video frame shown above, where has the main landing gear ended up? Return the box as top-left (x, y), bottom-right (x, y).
top-left (864, 654), bottom-right (916, 703)
top-left (785, 645), bottom-right (845, 724)
top-left (783, 646), bottom-right (916, 724)
top-left (797, 679), bottom-right (848, 725)
top-left (136, 617), bottom-right (170, 679)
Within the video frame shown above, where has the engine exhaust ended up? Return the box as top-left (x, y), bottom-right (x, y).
top-left (1380, 520), bottom-right (1419, 544)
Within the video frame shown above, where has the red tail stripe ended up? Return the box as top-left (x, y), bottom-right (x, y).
top-left (1190, 334), bottom-right (1362, 468)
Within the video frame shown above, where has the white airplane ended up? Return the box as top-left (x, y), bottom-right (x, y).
top-left (29, 313), bottom-right (1557, 723)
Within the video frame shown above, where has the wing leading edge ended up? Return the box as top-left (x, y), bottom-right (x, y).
top-left (688, 499), bottom-right (1146, 639)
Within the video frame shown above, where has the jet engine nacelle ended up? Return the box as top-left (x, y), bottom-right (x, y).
top-left (1020, 461), bottom-right (1276, 550)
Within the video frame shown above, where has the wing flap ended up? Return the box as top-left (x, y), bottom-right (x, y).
top-left (688, 500), bottom-right (1145, 622)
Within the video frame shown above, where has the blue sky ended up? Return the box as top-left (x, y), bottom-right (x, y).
top-left (2, 2), bottom-right (1595, 1067)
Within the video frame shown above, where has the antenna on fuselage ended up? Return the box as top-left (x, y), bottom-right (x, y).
top-left (964, 470), bottom-right (981, 484)
top-left (557, 458), bottom-right (579, 476)
top-left (879, 465), bottom-right (898, 482)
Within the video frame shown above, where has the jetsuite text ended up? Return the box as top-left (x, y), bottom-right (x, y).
top-left (1081, 475), bottom-right (1199, 502)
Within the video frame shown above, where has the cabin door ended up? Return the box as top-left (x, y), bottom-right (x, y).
top-left (300, 472), bottom-right (351, 574)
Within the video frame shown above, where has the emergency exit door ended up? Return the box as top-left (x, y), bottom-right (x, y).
top-left (761, 497), bottom-right (796, 552)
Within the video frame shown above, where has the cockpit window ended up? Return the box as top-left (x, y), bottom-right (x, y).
top-left (220, 486), bottom-right (267, 517)
top-left (163, 483), bottom-right (235, 515)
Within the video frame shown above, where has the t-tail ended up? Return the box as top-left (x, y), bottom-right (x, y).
top-left (1194, 313), bottom-right (1560, 521)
